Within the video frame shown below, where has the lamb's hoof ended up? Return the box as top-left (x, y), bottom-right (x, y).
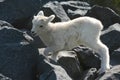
top-left (44, 52), bottom-right (52, 56)
top-left (97, 68), bottom-right (105, 75)
top-left (51, 55), bottom-right (57, 62)
top-left (97, 67), bottom-right (110, 75)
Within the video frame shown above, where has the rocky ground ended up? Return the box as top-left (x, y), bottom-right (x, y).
top-left (0, 0), bottom-right (120, 80)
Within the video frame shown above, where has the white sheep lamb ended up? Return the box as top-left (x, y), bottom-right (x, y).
top-left (31, 11), bottom-right (110, 73)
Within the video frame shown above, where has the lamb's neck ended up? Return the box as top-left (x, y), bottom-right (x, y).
top-left (48, 22), bottom-right (55, 27)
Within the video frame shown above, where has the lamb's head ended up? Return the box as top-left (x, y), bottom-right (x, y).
top-left (31, 11), bottom-right (55, 36)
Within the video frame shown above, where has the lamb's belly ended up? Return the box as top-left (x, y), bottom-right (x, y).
top-left (65, 39), bottom-right (81, 50)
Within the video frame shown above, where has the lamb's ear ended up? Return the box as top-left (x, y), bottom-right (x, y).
top-left (37, 11), bottom-right (44, 16)
top-left (47, 15), bottom-right (55, 22)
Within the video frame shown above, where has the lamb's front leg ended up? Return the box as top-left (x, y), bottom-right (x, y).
top-left (44, 44), bottom-right (64, 61)
top-left (44, 47), bottom-right (54, 56)
top-left (87, 41), bottom-right (110, 74)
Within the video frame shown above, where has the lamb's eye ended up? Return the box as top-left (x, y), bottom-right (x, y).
top-left (39, 25), bottom-right (43, 28)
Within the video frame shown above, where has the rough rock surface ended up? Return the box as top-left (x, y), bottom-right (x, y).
top-left (0, 26), bottom-right (38, 80)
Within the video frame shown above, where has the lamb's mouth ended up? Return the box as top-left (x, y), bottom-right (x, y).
top-left (31, 31), bottom-right (37, 37)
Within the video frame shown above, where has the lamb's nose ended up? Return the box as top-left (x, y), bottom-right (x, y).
top-left (31, 31), bottom-right (35, 34)
top-left (31, 31), bottom-right (36, 36)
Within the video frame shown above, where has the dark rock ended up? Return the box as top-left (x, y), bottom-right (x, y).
top-left (42, 1), bottom-right (70, 22)
top-left (0, 26), bottom-right (39, 80)
top-left (0, 20), bottom-right (13, 27)
top-left (96, 65), bottom-right (120, 80)
top-left (101, 23), bottom-right (120, 53)
top-left (60, 1), bottom-right (91, 19)
top-left (0, 74), bottom-right (12, 80)
top-left (38, 48), bottom-right (72, 80)
top-left (0, 0), bottom-right (41, 29)
top-left (57, 51), bottom-right (81, 80)
top-left (86, 5), bottom-right (120, 30)
top-left (73, 46), bottom-right (101, 70)
top-left (31, 36), bottom-right (46, 48)
top-left (110, 48), bottom-right (120, 65)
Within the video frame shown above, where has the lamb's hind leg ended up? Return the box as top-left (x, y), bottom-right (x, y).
top-left (96, 41), bottom-right (110, 74)
top-left (84, 40), bottom-right (110, 74)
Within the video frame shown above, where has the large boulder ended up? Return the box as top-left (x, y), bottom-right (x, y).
top-left (86, 5), bottom-right (120, 30)
top-left (0, 26), bottom-right (39, 80)
top-left (101, 23), bottom-right (120, 53)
